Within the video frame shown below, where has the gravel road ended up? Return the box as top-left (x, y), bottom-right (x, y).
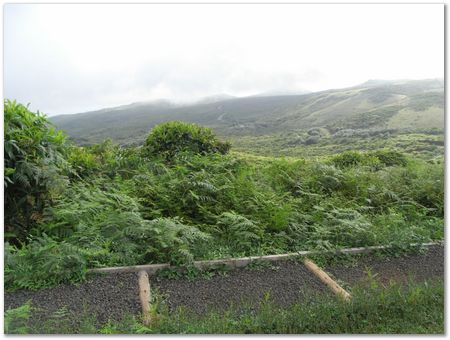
top-left (153, 260), bottom-right (330, 315)
top-left (4, 272), bottom-right (140, 329)
top-left (4, 245), bottom-right (444, 330)
top-left (325, 245), bottom-right (444, 287)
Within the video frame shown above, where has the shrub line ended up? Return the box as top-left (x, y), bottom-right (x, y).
top-left (88, 241), bottom-right (441, 275)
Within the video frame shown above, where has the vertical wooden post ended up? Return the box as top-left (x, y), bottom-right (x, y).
top-left (138, 270), bottom-right (153, 326)
top-left (303, 258), bottom-right (351, 301)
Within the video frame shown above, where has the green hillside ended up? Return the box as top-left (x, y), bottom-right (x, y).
top-left (50, 79), bottom-right (444, 157)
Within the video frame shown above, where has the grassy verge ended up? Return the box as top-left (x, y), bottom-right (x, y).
top-left (5, 279), bottom-right (444, 334)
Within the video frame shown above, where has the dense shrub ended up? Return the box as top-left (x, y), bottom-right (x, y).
top-left (371, 149), bottom-right (407, 167)
top-left (5, 237), bottom-right (87, 291)
top-left (4, 100), bottom-right (69, 242)
top-left (143, 121), bottom-right (230, 159)
top-left (214, 212), bottom-right (262, 253)
top-left (331, 151), bottom-right (378, 168)
top-left (66, 145), bottom-right (100, 178)
top-left (3, 100), bottom-right (444, 291)
top-left (331, 150), bottom-right (408, 169)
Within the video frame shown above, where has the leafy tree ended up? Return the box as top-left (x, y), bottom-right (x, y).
top-left (4, 100), bottom-right (69, 242)
top-left (143, 121), bottom-right (230, 159)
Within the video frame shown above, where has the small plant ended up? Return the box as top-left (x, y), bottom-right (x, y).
top-left (156, 263), bottom-right (231, 281)
top-left (246, 260), bottom-right (279, 271)
top-left (4, 302), bottom-right (32, 334)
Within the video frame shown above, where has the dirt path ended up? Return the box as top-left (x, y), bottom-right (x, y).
top-left (4, 245), bottom-right (444, 327)
top-left (153, 261), bottom-right (330, 315)
top-left (4, 272), bottom-right (140, 328)
top-left (325, 245), bottom-right (444, 287)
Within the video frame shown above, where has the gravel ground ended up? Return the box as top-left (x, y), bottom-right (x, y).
top-left (4, 245), bottom-right (445, 330)
top-left (325, 245), bottom-right (444, 287)
top-left (4, 272), bottom-right (140, 330)
top-left (153, 261), bottom-right (330, 315)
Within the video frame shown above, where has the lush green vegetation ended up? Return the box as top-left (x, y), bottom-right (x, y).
top-left (4, 100), bottom-right (444, 291)
top-left (5, 100), bottom-right (69, 243)
top-left (229, 129), bottom-right (444, 160)
top-left (5, 279), bottom-right (444, 334)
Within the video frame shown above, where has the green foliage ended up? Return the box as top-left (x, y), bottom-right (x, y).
top-left (371, 149), bottom-right (407, 167)
top-left (66, 145), bottom-right (100, 178)
top-left (4, 145), bottom-right (443, 290)
top-left (3, 101), bottom-right (444, 291)
top-left (214, 212), bottom-right (262, 253)
top-left (331, 151), bottom-right (379, 168)
top-left (331, 149), bottom-right (408, 169)
top-left (4, 100), bottom-right (69, 242)
top-left (309, 207), bottom-right (375, 248)
top-left (148, 280), bottom-right (443, 334)
top-left (5, 237), bottom-right (87, 291)
top-left (143, 121), bottom-right (230, 159)
top-left (143, 217), bottom-right (211, 265)
top-left (36, 181), bottom-right (210, 267)
top-left (4, 302), bottom-right (32, 334)
top-left (230, 131), bottom-right (444, 161)
top-left (67, 139), bottom-right (144, 179)
top-left (156, 263), bottom-right (230, 281)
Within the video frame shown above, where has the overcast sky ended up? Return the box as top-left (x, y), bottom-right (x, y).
top-left (4, 4), bottom-right (444, 116)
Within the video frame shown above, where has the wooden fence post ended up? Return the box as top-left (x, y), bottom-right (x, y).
top-left (303, 258), bottom-right (351, 301)
top-left (138, 270), bottom-right (153, 326)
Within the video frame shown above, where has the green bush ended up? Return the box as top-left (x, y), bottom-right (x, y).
top-left (143, 121), bottom-right (230, 159)
top-left (331, 151), bottom-right (379, 168)
top-left (4, 100), bottom-right (69, 242)
top-left (66, 145), bottom-right (100, 179)
top-left (5, 237), bottom-right (87, 291)
top-left (38, 180), bottom-right (211, 267)
top-left (370, 149), bottom-right (407, 167)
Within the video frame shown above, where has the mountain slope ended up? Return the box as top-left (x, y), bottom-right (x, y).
top-left (50, 79), bottom-right (444, 146)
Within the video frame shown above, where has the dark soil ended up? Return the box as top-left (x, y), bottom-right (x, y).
top-left (153, 261), bottom-right (330, 315)
top-left (4, 245), bottom-right (444, 330)
top-left (4, 272), bottom-right (140, 331)
top-left (325, 245), bottom-right (444, 288)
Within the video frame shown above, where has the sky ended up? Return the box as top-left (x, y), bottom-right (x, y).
top-left (4, 4), bottom-right (444, 116)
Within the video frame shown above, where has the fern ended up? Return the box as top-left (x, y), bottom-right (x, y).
top-left (215, 212), bottom-right (262, 253)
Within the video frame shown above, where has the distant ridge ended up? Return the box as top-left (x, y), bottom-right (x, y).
top-left (50, 79), bottom-right (444, 146)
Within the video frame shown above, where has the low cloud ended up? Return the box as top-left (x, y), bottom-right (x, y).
top-left (4, 4), bottom-right (443, 116)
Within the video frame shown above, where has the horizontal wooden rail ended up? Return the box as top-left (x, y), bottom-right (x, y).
top-left (88, 241), bottom-right (441, 275)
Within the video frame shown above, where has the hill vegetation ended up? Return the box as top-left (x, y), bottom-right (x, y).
top-left (50, 79), bottom-right (444, 154)
top-left (4, 100), bottom-right (443, 291)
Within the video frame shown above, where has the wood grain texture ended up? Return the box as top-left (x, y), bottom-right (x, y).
top-left (303, 259), bottom-right (351, 301)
